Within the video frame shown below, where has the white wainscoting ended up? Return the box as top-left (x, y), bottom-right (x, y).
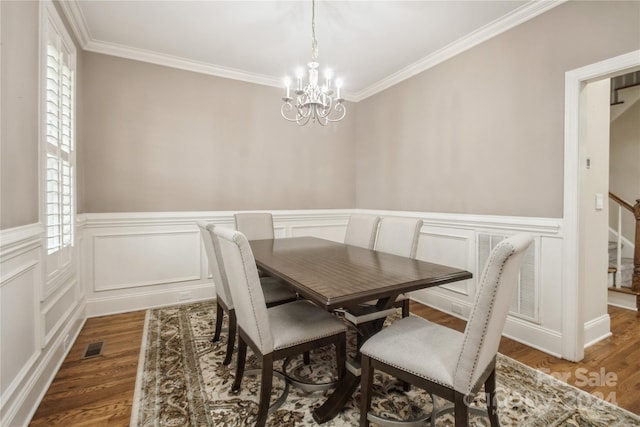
top-left (79, 210), bottom-right (353, 317)
top-left (0, 224), bottom-right (85, 427)
top-left (0, 209), bottom-right (600, 425)
top-left (79, 209), bottom-right (574, 356)
top-left (362, 209), bottom-right (567, 357)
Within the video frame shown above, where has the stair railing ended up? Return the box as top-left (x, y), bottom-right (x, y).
top-left (608, 192), bottom-right (640, 293)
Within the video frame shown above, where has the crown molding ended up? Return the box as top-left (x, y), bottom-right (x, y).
top-left (59, 0), bottom-right (563, 103)
top-left (56, 0), bottom-right (90, 47)
top-left (84, 39), bottom-right (284, 89)
top-left (351, 0), bottom-right (566, 102)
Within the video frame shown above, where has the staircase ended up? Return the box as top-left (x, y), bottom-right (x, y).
top-left (608, 241), bottom-right (634, 287)
top-left (607, 193), bottom-right (640, 310)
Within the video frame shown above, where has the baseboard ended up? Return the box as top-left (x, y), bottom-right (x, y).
top-left (607, 290), bottom-right (638, 311)
top-left (3, 300), bottom-right (86, 427)
top-left (85, 283), bottom-right (216, 317)
top-left (584, 314), bottom-right (612, 348)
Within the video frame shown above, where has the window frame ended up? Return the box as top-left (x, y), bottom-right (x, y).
top-left (39, 0), bottom-right (77, 291)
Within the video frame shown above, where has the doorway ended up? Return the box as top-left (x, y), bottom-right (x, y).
top-left (562, 50), bottom-right (640, 362)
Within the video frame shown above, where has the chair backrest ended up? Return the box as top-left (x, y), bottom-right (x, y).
top-left (374, 217), bottom-right (423, 258)
top-left (197, 222), bottom-right (232, 309)
top-left (344, 215), bottom-right (380, 249)
top-left (454, 233), bottom-right (533, 394)
top-left (234, 212), bottom-right (274, 241)
top-left (213, 226), bottom-right (274, 354)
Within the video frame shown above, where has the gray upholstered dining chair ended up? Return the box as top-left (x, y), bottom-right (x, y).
top-left (234, 212), bottom-right (275, 240)
top-left (359, 233), bottom-right (533, 427)
top-left (371, 216), bottom-right (424, 317)
top-left (213, 226), bottom-right (347, 427)
top-left (197, 222), bottom-right (297, 366)
top-left (234, 212), bottom-right (276, 278)
top-left (344, 214), bottom-right (380, 249)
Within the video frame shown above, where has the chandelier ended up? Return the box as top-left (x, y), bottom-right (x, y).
top-left (281, 0), bottom-right (346, 126)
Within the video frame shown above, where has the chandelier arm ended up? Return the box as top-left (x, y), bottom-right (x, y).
top-left (298, 114), bottom-right (312, 126)
top-left (324, 104), bottom-right (347, 123)
top-left (281, 102), bottom-right (303, 122)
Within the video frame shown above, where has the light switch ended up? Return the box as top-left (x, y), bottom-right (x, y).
top-left (595, 193), bottom-right (604, 211)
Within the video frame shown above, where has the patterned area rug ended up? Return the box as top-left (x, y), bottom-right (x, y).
top-left (131, 301), bottom-right (640, 426)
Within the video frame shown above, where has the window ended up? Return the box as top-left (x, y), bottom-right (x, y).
top-left (41, 2), bottom-right (76, 258)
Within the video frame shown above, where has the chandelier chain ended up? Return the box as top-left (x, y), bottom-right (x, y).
top-left (311, 0), bottom-right (318, 61)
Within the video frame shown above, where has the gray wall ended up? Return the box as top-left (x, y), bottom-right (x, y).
top-left (1, 0), bottom-right (82, 230)
top-left (2, 1), bottom-right (640, 228)
top-left (354, 1), bottom-right (640, 218)
top-left (79, 53), bottom-right (356, 213)
top-left (1, 1), bottom-right (40, 229)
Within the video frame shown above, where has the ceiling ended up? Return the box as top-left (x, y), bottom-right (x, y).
top-left (61, 1), bottom-right (562, 101)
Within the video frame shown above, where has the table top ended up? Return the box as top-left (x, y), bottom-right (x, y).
top-left (249, 236), bottom-right (472, 310)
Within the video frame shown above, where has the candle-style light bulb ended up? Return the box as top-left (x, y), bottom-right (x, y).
top-left (324, 69), bottom-right (333, 89)
top-left (284, 76), bottom-right (291, 99)
top-left (336, 78), bottom-right (343, 100)
top-left (295, 68), bottom-right (304, 91)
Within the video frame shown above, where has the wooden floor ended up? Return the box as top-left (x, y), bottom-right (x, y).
top-left (29, 303), bottom-right (639, 426)
top-left (30, 310), bottom-right (146, 426)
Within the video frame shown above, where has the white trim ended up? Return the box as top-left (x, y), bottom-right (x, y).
top-left (85, 284), bottom-right (215, 318)
top-left (58, 1), bottom-right (564, 103)
top-left (56, 0), bottom-right (90, 47)
top-left (91, 230), bottom-right (202, 291)
top-left (0, 224), bottom-right (44, 258)
top-left (352, 0), bottom-right (566, 101)
top-left (79, 209), bottom-right (354, 228)
top-left (562, 50), bottom-right (640, 362)
top-left (85, 40), bottom-right (286, 92)
top-left (1, 302), bottom-right (86, 427)
top-left (584, 314), bottom-right (612, 348)
top-left (41, 279), bottom-right (78, 346)
top-left (607, 291), bottom-right (638, 311)
top-left (0, 261), bottom-right (38, 287)
top-left (354, 208), bottom-right (562, 235)
top-left (79, 209), bottom-right (565, 357)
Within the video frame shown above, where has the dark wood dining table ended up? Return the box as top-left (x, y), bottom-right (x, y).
top-left (249, 236), bottom-right (472, 424)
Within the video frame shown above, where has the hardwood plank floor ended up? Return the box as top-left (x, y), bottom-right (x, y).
top-left (30, 310), bottom-right (146, 427)
top-left (29, 303), bottom-right (639, 425)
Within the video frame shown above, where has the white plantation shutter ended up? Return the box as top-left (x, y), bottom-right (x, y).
top-left (43, 4), bottom-right (75, 256)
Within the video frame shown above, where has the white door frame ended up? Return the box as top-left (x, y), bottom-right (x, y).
top-left (562, 50), bottom-right (640, 361)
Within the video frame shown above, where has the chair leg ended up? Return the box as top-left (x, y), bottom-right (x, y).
top-left (303, 351), bottom-right (311, 365)
top-left (359, 355), bottom-right (373, 427)
top-left (232, 337), bottom-right (247, 392)
top-left (223, 309), bottom-right (237, 366)
top-left (212, 303), bottom-right (224, 342)
top-left (485, 368), bottom-right (500, 427)
top-left (335, 335), bottom-right (346, 380)
top-left (256, 354), bottom-right (274, 427)
top-left (454, 392), bottom-right (469, 427)
top-left (401, 299), bottom-right (410, 318)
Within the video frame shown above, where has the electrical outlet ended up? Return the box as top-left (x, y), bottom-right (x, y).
top-left (179, 291), bottom-right (192, 301)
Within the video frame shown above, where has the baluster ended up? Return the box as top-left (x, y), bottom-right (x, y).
top-left (632, 200), bottom-right (640, 294)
